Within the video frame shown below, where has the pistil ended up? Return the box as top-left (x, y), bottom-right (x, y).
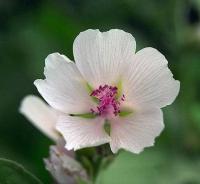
top-left (90, 85), bottom-right (125, 118)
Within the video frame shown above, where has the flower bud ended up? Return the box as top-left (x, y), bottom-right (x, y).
top-left (44, 140), bottom-right (88, 184)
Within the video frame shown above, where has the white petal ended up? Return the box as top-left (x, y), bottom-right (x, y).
top-left (73, 29), bottom-right (136, 87)
top-left (110, 108), bottom-right (164, 154)
top-left (34, 53), bottom-right (93, 114)
top-left (123, 47), bottom-right (180, 108)
top-left (19, 95), bottom-right (59, 141)
top-left (56, 116), bottom-right (110, 150)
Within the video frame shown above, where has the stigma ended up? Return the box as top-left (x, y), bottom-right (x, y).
top-left (90, 84), bottom-right (125, 118)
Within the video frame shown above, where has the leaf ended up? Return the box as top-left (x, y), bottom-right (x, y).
top-left (95, 149), bottom-right (200, 184)
top-left (0, 158), bottom-right (43, 184)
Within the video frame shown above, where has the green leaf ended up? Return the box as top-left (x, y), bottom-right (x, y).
top-left (96, 149), bottom-right (200, 184)
top-left (95, 149), bottom-right (162, 184)
top-left (0, 158), bottom-right (43, 184)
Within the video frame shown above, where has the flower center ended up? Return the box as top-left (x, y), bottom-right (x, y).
top-left (90, 85), bottom-right (125, 118)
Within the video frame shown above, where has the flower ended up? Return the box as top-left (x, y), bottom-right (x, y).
top-left (32, 29), bottom-right (179, 154)
top-left (44, 140), bottom-right (88, 184)
top-left (20, 95), bottom-right (59, 141)
top-left (20, 96), bottom-right (88, 183)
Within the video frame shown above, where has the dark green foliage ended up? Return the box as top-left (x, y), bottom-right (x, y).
top-left (0, 158), bottom-right (43, 184)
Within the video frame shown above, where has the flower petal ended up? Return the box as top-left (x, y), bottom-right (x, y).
top-left (19, 95), bottom-right (59, 141)
top-left (123, 47), bottom-right (180, 108)
top-left (44, 143), bottom-right (88, 184)
top-left (73, 29), bottom-right (136, 87)
top-left (34, 53), bottom-right (93, 114)
top-left (110, 108), bottom-right (164, 154)
top-left (56, 116), bottom-right (110, 150)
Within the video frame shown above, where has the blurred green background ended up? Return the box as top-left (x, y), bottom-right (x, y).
top-left (0, 0), bottom-right (200, 183)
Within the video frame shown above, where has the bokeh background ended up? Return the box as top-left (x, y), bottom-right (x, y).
top-left (0, 0), bottom-right (200, 183)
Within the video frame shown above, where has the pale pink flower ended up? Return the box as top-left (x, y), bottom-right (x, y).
top-left (32, 29), bottom-right (179, 154)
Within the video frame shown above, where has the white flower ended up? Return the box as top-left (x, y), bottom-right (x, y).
top-left (20, 95), bottom-right (59, 141)
top-left (32, 29), bottom-right (179, 154)
top-left (20, 96), bottom-right (88, 183)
